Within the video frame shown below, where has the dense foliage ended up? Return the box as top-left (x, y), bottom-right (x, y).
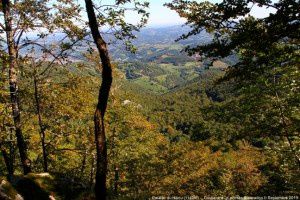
top-left (167, 0), bottom-right (300, 195)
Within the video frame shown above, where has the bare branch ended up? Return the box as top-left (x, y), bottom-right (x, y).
top-left (19, 41), bottom-right (65, 66)
top-left (0, 22), bottom-right (5, 30)
top-left (39, 36), bottom-right (85, 76)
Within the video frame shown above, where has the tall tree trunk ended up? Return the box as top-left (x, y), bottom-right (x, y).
top-left (273, 70), bottom-right (300, 167)
top-left (90, 152), bottom-right (96, 189)
top-left (84, 0), bottom-right (113, 199)
top-left (2, 0), bottom-right (31, 174)
top-left (114, 167), bottom-right (119, 196)
top-left (0, 142), bottom-right (14, 180)
top-left (33, 75), bottom-right (48, 172)
top-left (80, 148), bottom-right (88, 179)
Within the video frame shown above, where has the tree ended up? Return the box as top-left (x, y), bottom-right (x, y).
top-left (0, 56), bottom-right (15, 179)
top-left (0, 0), bottom-right (83, 174)
top-left (1, 0), bottom-right (31, 174)
top-left (83, 0), bottom-right (149, 199)
top-left (167, 0), bottom-right (300, 194)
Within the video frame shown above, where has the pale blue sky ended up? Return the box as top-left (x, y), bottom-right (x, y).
top-left (78, 0), bottom-right (276, 27)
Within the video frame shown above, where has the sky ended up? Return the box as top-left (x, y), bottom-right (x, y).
top-left (77, 0), bottom-right (276, 27)
top-left (77, 0), bottom-right (186, 26)
top-left (142, 0), bottom-right (186, 26)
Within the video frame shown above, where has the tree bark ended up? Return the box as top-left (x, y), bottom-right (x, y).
top-left (114, 167), bottom-right (119, 196)
top-left (80, 148), bottom-right (88, 179)
top-left (33, 75), bottom-right (48, 172)
top-left (0, 142), bottom-right (14, 179)
top-left (84, 0), bottom-right (113, 199)
top-left (89, 152), bottom-right (96, 189)
top-left (2, 0), bottom-right (31, 174)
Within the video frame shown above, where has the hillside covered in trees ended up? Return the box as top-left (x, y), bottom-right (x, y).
top-left (0, 0), bottom-right (299, 200)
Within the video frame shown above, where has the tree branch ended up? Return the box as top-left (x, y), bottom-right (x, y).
top-left (0, 22), bottom-right (5, 30)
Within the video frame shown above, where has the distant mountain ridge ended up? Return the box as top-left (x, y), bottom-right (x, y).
top-left (17, 25), bottom-right (212, 62)
top-left (17, 25), bottom-right (233, 94)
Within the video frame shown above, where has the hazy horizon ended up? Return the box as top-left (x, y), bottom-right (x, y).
top-left (78, 0), bottom-right (277, 27)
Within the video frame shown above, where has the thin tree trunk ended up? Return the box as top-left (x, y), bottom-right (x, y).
top-left (273, 71), bottom-right (300, 167)
top-left (80, 148), bottom-right (88, 179)
top-left (0, 142), bottom-right (14, 179)
top-left (275, 91), bottom-right (300, 166)
top-left (90, 153), bottom-right (96, 189)
top-left (110, 127), bottom-right (119, 197)
top-left (2, 0), bottom-right (31, 175)
top-left (33, 75), bottom-right (48, 172)
top-left (84, 0), bottom-right (113, 199)
top-left (0, 111), bottom-right (15, 179)
top-left (114, 167), bottom-right (119, 196)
